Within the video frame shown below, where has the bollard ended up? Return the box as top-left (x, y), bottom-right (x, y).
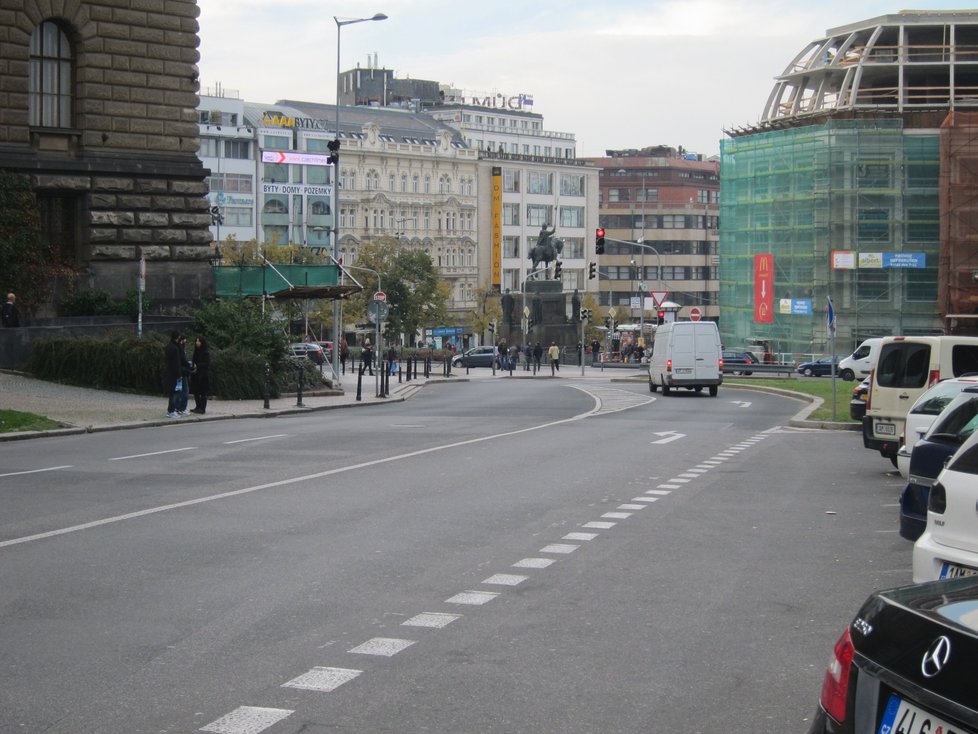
top-left (356, 366), bottom-right (363, 401)
top-left (262, 362), bottom-right (271, 409)
top-left (296, 365), bottom-right (305, 407)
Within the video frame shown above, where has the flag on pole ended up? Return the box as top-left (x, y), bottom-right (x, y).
top-left (826, 296), bottom-right (837, 336)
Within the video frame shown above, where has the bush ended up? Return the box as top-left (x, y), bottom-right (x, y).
top-left (59, 289), bottom-right (146, 317)
top-left (192, 300), bottom-right (288, 370)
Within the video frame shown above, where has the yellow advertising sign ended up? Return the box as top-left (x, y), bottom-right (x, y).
top-left (491, 167), bottom-right (502, 287)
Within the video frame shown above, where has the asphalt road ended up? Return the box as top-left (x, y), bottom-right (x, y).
top-left (0, 379), bottom-right (909, 733)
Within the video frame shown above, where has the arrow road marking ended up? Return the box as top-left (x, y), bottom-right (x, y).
top-left (731, 400), bottom-right (752, 408)
top-left (651, 431), bottom-right (686, 445)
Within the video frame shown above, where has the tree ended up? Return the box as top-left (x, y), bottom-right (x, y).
top-left (348, 238), bottom-right (448, 345)
top-left (470, 286), bottom-right (502, 342)
top-left (0, 170), bottom-right (77, 310)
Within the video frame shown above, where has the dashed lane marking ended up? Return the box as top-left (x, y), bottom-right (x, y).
top-left (281, 667), bottom-right (361, 693)
top-left (200, 706), bottom-right (293, 734)
top-left (348, 638), bottom-right (416, 657)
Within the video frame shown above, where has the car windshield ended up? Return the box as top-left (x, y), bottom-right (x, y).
top-left (929, 396), bottom-right (978, 440)
top-left (912, 382), bottom-right (974, 416)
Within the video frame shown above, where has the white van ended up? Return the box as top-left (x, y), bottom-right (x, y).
top-left (838, 338), bottom-right (883, 382)
top-left (648, 321), bottom-right (723, 397)
top-left (863, 335), bottom-right (978, 462)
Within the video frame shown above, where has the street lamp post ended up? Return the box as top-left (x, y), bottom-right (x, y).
top-left (344, 264), bottom-right (382, 397)
top-left (332, 12), bottom-right (388, 389)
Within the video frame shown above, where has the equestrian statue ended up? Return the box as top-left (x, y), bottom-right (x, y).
top-left (528, 224), bottom-right (563, 274)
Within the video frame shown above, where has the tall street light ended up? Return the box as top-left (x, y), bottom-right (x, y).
top-left (331, 12), bottom-right (388, 387)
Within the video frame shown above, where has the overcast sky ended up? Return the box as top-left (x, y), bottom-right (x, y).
top-left (197, 1), bottom-right (978, 158)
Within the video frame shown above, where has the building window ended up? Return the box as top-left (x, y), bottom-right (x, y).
top-left (503, 169), bottom-right (520, 193)
top-left (503, 235), bottom-right (519, 258)
top-left (906, 207), bottom-right (939, 242)
top-left (526, 204), bottom-right (551, 227)
top-left (224, 140), bottom-right (251, 159)
top-left (502, 203), bottom-right (520, 226)
top-left (560, 174), bottom-right (584, 196)
top-left (857, 269), bottom-right (890, 301)
top-left (527, 171), bottom-right (552, 194)
top-left (29, 20), bottom-right (72, 128)
top-left (905, 267), bottom-right (938, 302)
top-left (559, 206), bottom-right (584, 228)
top-left (608, 188), bottom-right (628, 202)
top-left (857, 208), bottom-right (890, 243)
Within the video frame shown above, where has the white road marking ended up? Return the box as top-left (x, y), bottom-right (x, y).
top-left (513, 557), bottom-right (555, 568)
top-left (402, 612), bottom-right (461, 628)
top-left (651, 431), bottom-right (686, 445)
top-left (222, 434), bottom-right (288, 445)
top-left (0, 465), bottom-right (72, 478)
top-left (348, 637), bottom-right (416, 656)
top-left (446, 590), bottom-right (499, 605)
top-left (617, 504), bottom-right (645, 510)
top-left (632, 497), bottom-right (659, 503)
top-left (541, 543), bottom-right (579, 554)
top-left (647, 489), bottom-right (673, 495)
top-left (677, 473), bottom-right (700, 479)
top-left (563, 532), bottom-right (598, 541)
top-left (668, 478), bottom-right (691, 484)
top-left (482, 573), bottom-right (528, 586)
top-left (200, 706), bottom-right (292, 733)
top-left (602, 512), bottom-right (632, 519)
top-left (583, 521), bottom-right (616, 529)
top-left (108, 446), bottom-right (197, 461)
top-left (281, 667), bottom-right (361, 692)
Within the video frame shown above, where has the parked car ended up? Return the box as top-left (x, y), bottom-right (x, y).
top-left (452, 346), bottom-right (499, 369)
top-left (806, 575), bottom-right (978, 733)
top-left (913, 422), bottom-right (978, 582)
top-left (290, 342), bottom-right (326, 365)
top-left (896, 376), bottom-right (978, 478)
top-left (864, 335), bottom-right (978, 463)
top-left (900, 386), bottom-right (978, 541)
top-left (796, 357), bottom-right (838, 377)
top-left (721, 349), bottom-right (759, 375)
top-left (849, 376), bottom-right (870, 421)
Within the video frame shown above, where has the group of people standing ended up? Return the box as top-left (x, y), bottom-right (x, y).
top-left (496, 340), bottom-right (562, 374)
top-left (164, 330), bottom-right (210, 418)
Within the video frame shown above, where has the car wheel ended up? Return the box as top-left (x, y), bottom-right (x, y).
top-left (649, 380), bottom-right (657, 393)
top-left (694, 386), bottom-right (703, 393)
top-left (745, 371), bottom-right (753, 376)
top-left (840, 369), bottom-right (855, 381)
top-left (709, 385), bottom-right (718, 397)
top-left (803, 368), bottom-right (814, 377)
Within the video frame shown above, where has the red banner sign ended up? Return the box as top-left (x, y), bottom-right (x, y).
top-left (754, 254), bottom-right (774, 323)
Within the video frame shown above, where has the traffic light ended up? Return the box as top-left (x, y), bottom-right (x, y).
top-left (595, 228), bottom-right (606, 254)
top-left (657, 310), bottom-right (665, 325)
top-left (553, 261), bottom-right (562, 279)
top-left (327, 138), bottom-right (340, 166)
top-left (588, 262), bottom-right (597, 280)
top-left (488, 320), bottom-right (496, 334)
top-left (579, 307), bottom-right (587, 321)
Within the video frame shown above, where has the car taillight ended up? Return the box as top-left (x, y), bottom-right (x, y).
top-left (928, 369), bottom-right (940, 387)
top-left (666, 359), bottom-right (672, 373)
top-left (819, 628), bottom-right (854, 724)
top-left (718, 359), bottom-right (724, 370)
top-left (929, 482), bottom-right (946, 514)
top-left (866, 369), bottom-right (874, 409)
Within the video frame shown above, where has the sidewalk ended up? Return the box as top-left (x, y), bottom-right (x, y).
top-left (0, 369), bottom-right (442, 441)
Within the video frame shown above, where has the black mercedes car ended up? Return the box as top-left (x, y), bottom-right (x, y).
top-left (807, 576), bottom-right (978, 733)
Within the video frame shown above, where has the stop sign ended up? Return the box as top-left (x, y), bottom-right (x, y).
top-left (689, 307), bottom-right (702, 321)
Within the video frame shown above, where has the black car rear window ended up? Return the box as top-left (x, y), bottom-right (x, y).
top-left (876, 343), bottom-right (931, 388)
top-left (951, 345), bottom-right (978, 376)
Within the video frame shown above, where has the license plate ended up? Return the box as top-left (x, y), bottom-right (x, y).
top-left (675, 368), bottom-right (692, 374)
top-left (878, 694), bottom-right (969, 734)
top-left (940, 561), bottom-right (978, 580)
top-left (876, 422), bottom-right (897, 436)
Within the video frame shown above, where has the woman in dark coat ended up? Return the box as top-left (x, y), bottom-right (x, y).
top-left (191, 336), bottom-right (211, 414)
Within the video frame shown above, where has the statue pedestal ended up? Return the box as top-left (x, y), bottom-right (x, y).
top-left (498, 279), bottom-right (580, 350)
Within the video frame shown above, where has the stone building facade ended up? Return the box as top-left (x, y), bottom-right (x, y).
top-left (0, 0), bottom-right (211, 313)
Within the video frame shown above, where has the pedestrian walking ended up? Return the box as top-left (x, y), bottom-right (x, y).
top-left (164, 331), bottom-right (182, 418)
top-left (190, 336), bottom-right (211, 414)
top-left (361, 339), bottom-right (374, 376)
top-left (548, 342), bottom-right (561, 375)
top-left (387, 344), bottom-right (398, 375)
top-left (591, 339), bottom-right (601, 365)
top-left (497, 339), bottom-right (508, 371)
top-left (340, 338), bottom-right (349, 374)
top-left (533, 342), bottom-right (543, 371)
top-left (2, 292), bottom-right (20, 327)
top-left (509, 343), bottom-right (520, 371)
top-left (524, 342), bottom-right (533, 371)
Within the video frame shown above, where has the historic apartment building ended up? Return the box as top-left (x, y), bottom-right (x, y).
top-left (0, 0), bottom-right (212, 312)
top-left (582, 147), bottom-right (720, 327)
